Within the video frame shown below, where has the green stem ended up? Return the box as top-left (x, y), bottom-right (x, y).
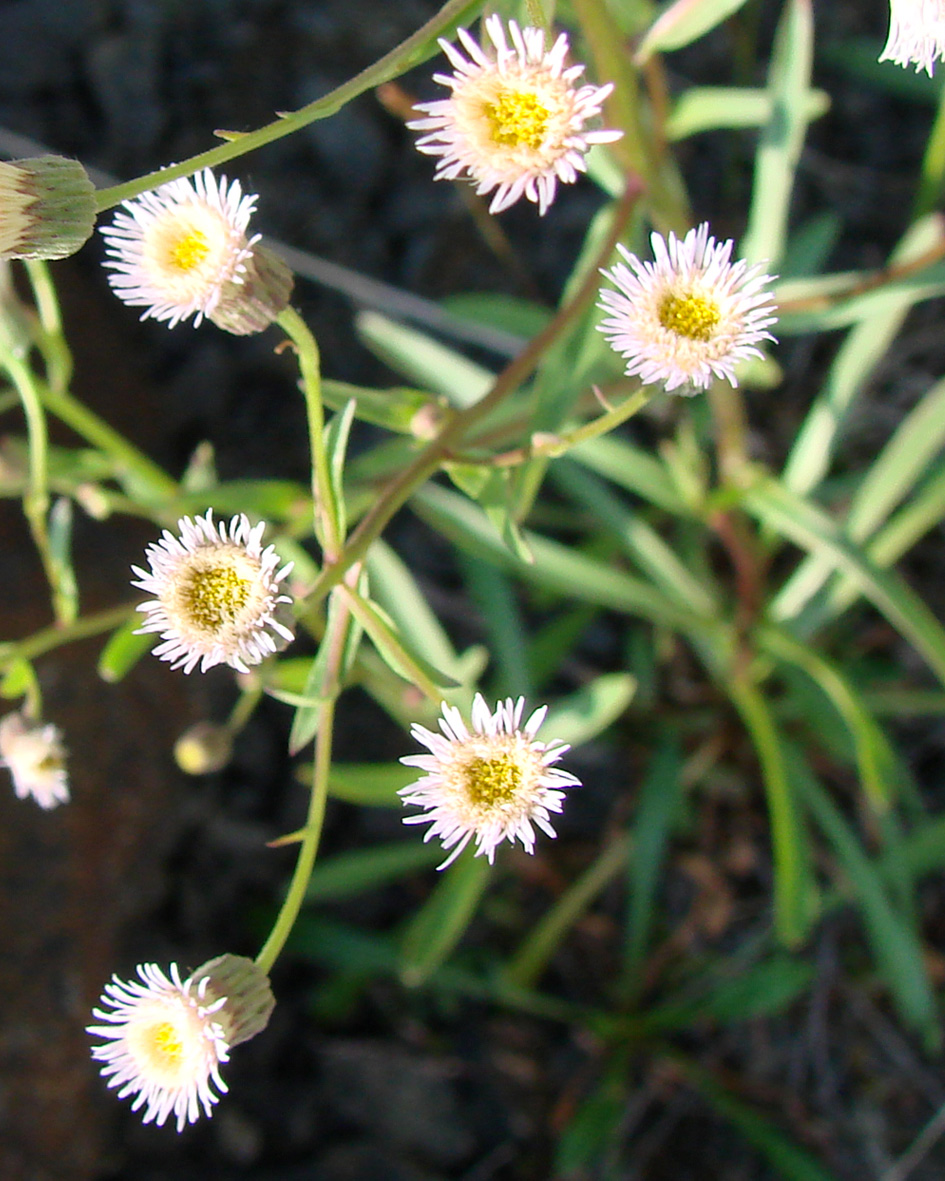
top-left (38, 384), bottom-right (177, 503)
top-left (275, 307), bottom-right (341, 558)
top-left (915, 77), bottom-right (945, 220)
top-left (24, 260), bottom-right (72, 394)
top-left (254, 587), bottom-right (351, 974)
top-left (300, 178), bottom-right (642, 610)
top-left (93, 0), bottom-right (484, 212)
top-left (0, 603), bottom-right (136, 667)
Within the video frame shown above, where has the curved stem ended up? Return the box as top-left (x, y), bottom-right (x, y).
top-left (276, 307), bottom-right (341, 559)
top-left (0, 603), bottom-right (136, 668)
top-left (93, 0), bottom-right (484, 212)
top-left (301, 177), bottom-right (643, 609)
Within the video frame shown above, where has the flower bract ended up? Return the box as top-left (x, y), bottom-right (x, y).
top-left (132, 510), bottom-right (294, 675)
top-left (880, 1), bottom-right (945, 75)
top-left (101, 168), bottom-right (260, 328)
top-left (597, 223), bottom-right (778, 394)
top-left (0, 711), bottom-right (69, 809)
top-left (408, 15), bottom-right (621, 215)
top-left (399, 694), bottom-right (580, 868)
top-left (87, 963), bottom-right (230, 1132)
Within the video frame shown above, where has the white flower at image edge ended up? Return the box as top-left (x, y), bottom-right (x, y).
top-left (399, 694), bottom-right (581, 869)
top-left (597, 222), bottom-right (778, 394)
top-left (101, 167), bottom-right (259, 327)
top-left (408, 15), bottom-right (622, 215)
top-left (132, 510), bottom-right (294, 675)
top-left (0, 711), bottom-right (69, 809)
top-left (87, 963), bottom-right (230, 1132)
top-left (880, 0), bottom-right (945, 75)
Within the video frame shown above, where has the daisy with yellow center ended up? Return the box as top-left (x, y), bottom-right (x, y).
top-left (880, 0), bottom-right (945, 75)
top-left (400, 694), bottom-right (580, 868)
top-left (88, 956), bottom-right (275, 1132)
top-left (0, 711), bottom-right (69, 809)
top-left (597, 223), bottom-right (778, 394)
top-left (101, 168), bottom-right (259, 328)
top-left (87, 962), bottom-right (230, 1131)
top-left (132, 510), bottom-right (294, 675)
top-left (408, 15), bottom-right (622, 216)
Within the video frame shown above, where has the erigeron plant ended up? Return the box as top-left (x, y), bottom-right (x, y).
top-left (1, 0), bottom-right (944, 1170)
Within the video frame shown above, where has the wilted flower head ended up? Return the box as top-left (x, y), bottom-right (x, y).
top-left (101, 168), bottom-right (289, 330)
top-left (87, 956), bottom-right (274, 1132)
top-left (880, 0), bottom-right (945, 75)
top-left (132, 510), bottom-right (294, 675)
top-left (0, 711), bottom-right (69, 809)
top-left (408, 15), bottom-right (621, 215)
top-left (0, 156), bottom-right (95, 260)
top-left (399, 694), bottom-right (580, 868)
top-left (597, 222), bottom-right (778, 394)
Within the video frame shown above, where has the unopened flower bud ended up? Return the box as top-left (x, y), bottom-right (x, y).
top-left (174, 721), bottom-right (233, 775)
top-left (0, 157), bottom-right (96, 260)
top-left (208, 243), bottom-right (294, 336)
top-left (190, 954), bottom-right (275, 1048)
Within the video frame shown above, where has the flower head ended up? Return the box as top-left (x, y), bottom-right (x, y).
top-left (408, 15), bottom-right (621, 215)
top-left (597, 223), bottom-right (778, 394)
top-left (0, 156), bottom-right (95, 260)
top-left (132, 510), bottom-right (294, 675)
top-left (880, 0), bottom-right (945, 75)
top-left (87, 963), bottom-right (230, 1132)
top-left (87, 957), bottom-right (274, 1132)
top-left (399, 694), bottom-right (580, 868)
top-left (0, 711), bottom-right (69, 809)
top-left (101, 168), bottom-right (261, 328)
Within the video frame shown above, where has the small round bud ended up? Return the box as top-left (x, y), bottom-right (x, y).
top-left (174, 722), bottom-right (233, 775)
top-left (0, 157), bottom-right (96, 261)
top-left (208, 243), bottom-right (294, 336)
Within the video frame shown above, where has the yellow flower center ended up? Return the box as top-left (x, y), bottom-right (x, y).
top-left (484, 89), bottom-right (551, 150)
top-left (151, 1020), bottom-right (185, 1064)
top-left (658, 291), bottom-right (721, 342)
top-left (182, 565), bottom-right (251, 632)
top-left (464, 754), bottom-right (522, 807)
top-left (168, 229), bottom-right (210, 272)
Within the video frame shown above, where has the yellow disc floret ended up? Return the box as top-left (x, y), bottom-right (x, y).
top-left (484, 89), bottom-right (552, 150)
top-left (168, 229), bottom-right (210, 272)
top-left (463, 753), bottom-right (522, 808)
top-left (658, 291), bottom-right (722, 342)
top-left (180, 563), bottom-right (252, 633)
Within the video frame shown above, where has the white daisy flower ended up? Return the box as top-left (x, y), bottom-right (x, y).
top-left (87, 955), bottom-right (275, 1133)
top-left (0, 711), bottom-right (69, 809)
top-left (597, 222), bottom-right (778, 394)
top-left (87, 963), bottom-right (230, 1132)
top-left (408, 15), bottom-right (622, 215)
top-left (880, 0), bottom-right (945, 75)
top-left (399, 694), bottom-right (580, 869)
top-left (132, 510), bottom-right (294, 675)
top-left (101, 168), bottom-right (259, 328)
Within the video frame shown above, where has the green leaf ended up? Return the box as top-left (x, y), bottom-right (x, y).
top-left (343, 586), bottom-right (459, 696)
top-left (0, 657), bottom-right (37, 699)
top-left (666, 85), bottom-right (829, 140)
top-left (399, 851), bottom-right (492, 987)
top-left (622, 738), bottom-right (683, 991)
top-left (304, 840), bottom-right (444, 902)
top-left (288, 590), bottom-right (362, 755)
top-left (504, 836), bottom-right (630, 989)
top-left (321, 379), bottom-right (434, 434)
top-left (791, 751), bottom-right (940, 1049)
top-left (326, 761), bottom-right (415, 807)
top-left (677, 1057), bottom-right (839, 1181)
top-left (542, 673), bottom-right (637, 747)
top-left (442, 293), bottom-right (552, 340)
top-left (458, 555), bottom-right (532, 699)
top-left (783, 215), bottom-right (945, 497)
top-left (637, 0), bottom-right (753, 59)
top-left (97, 615), bottom-right (152, 683)
top-left (748, 476), bottom-right (945, 687)
top-left (365, 539), bottom-right (464, 681)
top-left (356, 311), bottom-right (494, 407)
top-left (571, 434), bottom-right (688, 515)
top-left (555, 1061), bottom-right (628, 1177)
top-left (323, 397), bottom-right (356, 542)
top-left (47, 496), bottom-right (78, 625)
top-left (742, 0), bottom-right (814, 267)
top-left (727, 677), bottom-right (817, 947)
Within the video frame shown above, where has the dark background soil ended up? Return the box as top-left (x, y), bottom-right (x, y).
top-left (1, 2), bottom-right (943, 1179)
